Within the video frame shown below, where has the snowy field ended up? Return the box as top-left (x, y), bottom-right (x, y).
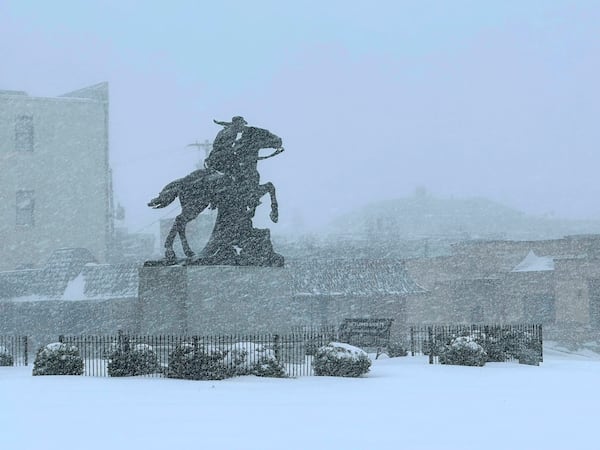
top-left (1, 345), bottom-right (598, 450)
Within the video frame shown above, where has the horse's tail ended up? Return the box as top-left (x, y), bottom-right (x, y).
top-left (148, 180), bottom-right (179, 209)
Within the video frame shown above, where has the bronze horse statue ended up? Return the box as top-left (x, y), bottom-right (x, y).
top-left (147, 125), bottom-right (284, 267)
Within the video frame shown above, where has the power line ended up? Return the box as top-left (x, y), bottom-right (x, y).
top-left (187, 139), bottom-right (213, 169)
top-left (128, 204), bottom-right (181, 235)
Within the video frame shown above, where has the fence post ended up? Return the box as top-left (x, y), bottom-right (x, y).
top-left (428, 326), bottom-right (434, 364)
top-left (274, 334), bottom-right (281, 362)
top-left (118, 330), bottom-right (130, 352)
top-left (23, 336), bottom-right (28, 366)
top-left (410, 326), bottom-right (415, 356)
top-left (58, 335), bottom-right (64, 344)
top-left (539, 324), bottom-right (543, 363)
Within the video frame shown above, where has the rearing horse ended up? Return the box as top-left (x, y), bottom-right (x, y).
top-left (148, 126), bottom-right (284, 264)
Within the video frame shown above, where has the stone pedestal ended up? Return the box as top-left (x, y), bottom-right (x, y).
top-left (139, 265), bottom-right (312, 335)
top-left (138, 263), bottom-right (412, 337)
top-left (138, 266), bottom-right (189, 334)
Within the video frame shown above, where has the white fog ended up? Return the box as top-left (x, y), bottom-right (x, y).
top-left (2, 1), bottom-right (600, 234)
top-left (1, 2), bottom-right (600, 450)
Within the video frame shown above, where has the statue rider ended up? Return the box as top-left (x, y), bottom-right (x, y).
top-left (205, 116), bottom-right (261, 214)
top-left (205, 115), bottom-right (247, 176)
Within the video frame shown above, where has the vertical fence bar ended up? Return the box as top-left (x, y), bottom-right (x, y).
top-left (23, 336), bottom-right (28, 366)
top-left (539, 324), bottom-right (543, 362)
top-left (84, 336), bottom-right (87, 376)
top-left (427, 326), bottom-right (433, 364)
top-left (96, 335), bottom-right (99, 377)
top-left (97, 335), bottom-right (101, 378)
top-left (274, 334), bottom-right (281, 364)
top-left (89, 335), bottom-right (93, 376)
top-left (87, 336), bottom-right (91, 376)
top-left (79, 335), bottom-right (84, 376)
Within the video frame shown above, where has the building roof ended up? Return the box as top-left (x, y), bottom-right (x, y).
top-left (511, 250), bottom-right (555, 272)
top-left (0, 248), bottom-right (138, 301)
top-left (79, 264), bottom-right (138, 299)
top-left (1, 251), bottom-right (425, 301)
top-left (289, 259), bottom-right (427, 296)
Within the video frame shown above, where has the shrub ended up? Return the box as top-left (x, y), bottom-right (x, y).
top-left (439, 336), bottom-right (486, 367)
top-left (459, 331), bottom-right (505, 362)
top-left (252, 357), bottom-right (286, 378)
top-left (108, 343), bottom-right (161, 377)
top-left (518, 348), bottom-right (540, 366)
top-left (225, 342), bottom-right (286, 378)
top-left (33, 343), bottom-right (84, 376)
top-left (499, 329), bottom-right (539, 361)
top-left (0, 346), bottom-right (14, 366)
top-left (481, 335), bottom-right (506, 362)
top-left (313, 342), bottom-right (371, 377)
top-left (101, 342), bottom-right (120, 360)
top-left (304, 340), bottom-right (319, 356)
top-left (167, 343), bottom-right (231, 380)
top-left (386, 342), bottom-right (408, 358)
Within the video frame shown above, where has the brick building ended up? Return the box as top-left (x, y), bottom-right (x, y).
top-left (0, 83), bottom-right (113, 270)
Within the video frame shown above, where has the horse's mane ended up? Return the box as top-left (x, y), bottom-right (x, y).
top-left (243, 126), bottom-right (276, 140)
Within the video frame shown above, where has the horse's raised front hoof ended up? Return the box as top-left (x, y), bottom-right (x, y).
top-left (270, 208), bottom-right (279, 223)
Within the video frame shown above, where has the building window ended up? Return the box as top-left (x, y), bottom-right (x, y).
top-left (16, 190), bottom-right (35, 226)
top-left (15, 115), bottom-right (34, 152)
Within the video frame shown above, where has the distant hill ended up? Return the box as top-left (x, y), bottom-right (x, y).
top-left (326, 193), bottom-right (600, 242)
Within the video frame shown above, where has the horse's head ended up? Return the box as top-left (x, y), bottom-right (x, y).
top-left (244, 127), bottom-right (283, 155)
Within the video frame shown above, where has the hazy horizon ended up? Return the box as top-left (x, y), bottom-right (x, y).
top-left (2, 1), bottom-right (599, 236)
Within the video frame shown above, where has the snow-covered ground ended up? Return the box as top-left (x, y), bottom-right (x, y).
top-left (1, 345), bottom-right (598, 450)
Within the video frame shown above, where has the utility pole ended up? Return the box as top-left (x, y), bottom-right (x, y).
top-left (187, 139), bottom-right (213, 169)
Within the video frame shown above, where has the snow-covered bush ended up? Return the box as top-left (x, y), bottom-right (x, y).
top-left (438, 336), bottom-right (486, 367)
top-left (512, 330), bottom-right (540, 365)
top-left (456, 331), bottom-right (505, 362)
top-left (481, 335), bottom-right (506, 362)
top-left (498, 329), bottom-right (538, 362)
top-left (518, 348), bottom-right (540, 366)
top-left (107, 343), bottom-right (161, 377)
top-left (0, 346), bottom-right (14, 366)
top-left (32, 343), bottom-right (84, 376)
top-left (101, 342), bottom-right (119, 360)
top-left (167, 343), bottom-right (231, 380)
top-left (313, 342), bottom-right (371, 377)
top-left (386, 342), bottom-right (408, 358)
top-left (226, 342), bottom-right (286, 378)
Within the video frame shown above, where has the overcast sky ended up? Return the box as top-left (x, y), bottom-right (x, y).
top-left (2, 1), bottom-right (599, 234)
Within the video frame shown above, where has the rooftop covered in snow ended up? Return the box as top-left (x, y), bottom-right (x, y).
top-left (289, 259), bottom-right (427, 296)
top-left (511, 250), bottom-right (555, 273)
top-left (0, 248), bottom-right (138, 301)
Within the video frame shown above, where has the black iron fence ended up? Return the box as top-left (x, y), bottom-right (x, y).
top-left (7, 323), bottom-right (544, 373)
top-left (60, 331), bottom-right (336, 378)
top-left (0, 336), bottom-right (28, 366)
top-left (408, 324), bottom-right (543, 364)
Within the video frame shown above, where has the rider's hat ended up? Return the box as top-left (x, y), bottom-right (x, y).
top-left (213, 116), bottom-right (247, 127)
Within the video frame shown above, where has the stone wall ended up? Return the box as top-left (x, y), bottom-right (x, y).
top-left (138, 265), bottom-right (412, 338)
top-left (0, 297), bottom-right (138, 352)
top-left (0, 259), bottom-right (422, 353)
